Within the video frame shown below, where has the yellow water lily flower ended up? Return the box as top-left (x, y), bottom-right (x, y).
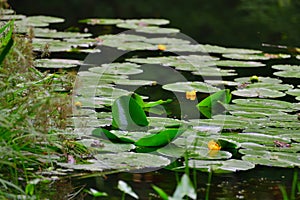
top-left (208, 140), bottom-right (221, 150)
top-left (186, 90), bottom-right (196, 100)
top-left (157, 44), bottom-right (166, 51)
top-left (74, 101), bottom-right (82, 108)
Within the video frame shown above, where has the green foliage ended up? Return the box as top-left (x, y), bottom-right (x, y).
top-left (152, 173), bottom-right (197, 200)
top-left (117, 180), bottom-right (139, 199)
top-left (112, 95), bottom-right (149, 130)
top-left (0, 20), bottom-right (14, 66)
top-left (196, 89), bottom-right (232, 118)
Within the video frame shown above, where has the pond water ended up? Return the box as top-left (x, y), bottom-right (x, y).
top-left (5, 1), bottom-right (300, 199)
top-left (9, 0), bottom-right (300, 49)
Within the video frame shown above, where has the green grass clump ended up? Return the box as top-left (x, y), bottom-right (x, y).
top-left (0, 22), bottom-right (87, 198)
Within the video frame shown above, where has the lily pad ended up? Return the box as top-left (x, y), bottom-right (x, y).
top-left (162, 82), bottom-right (220, 93)
top-left (79, 18), bottom-right (124, 25)
top-left (242, 151), bottom-right (300, 168)
top-left (196, 89), bottom-right (232, 118)
top-left (58, 152), bottom-right (170, 172)
top-left (192, 67), bottom-right (237, 77)
top-left (33, 28), bottom-right (92, 39)
top-left (215, 60), bottom-right (265, 67)
top-left (272, 64), bottom-right (300, 71)
top-left (113, 79), bottom-right (156, 86)
top-left (286, 89), bottom-right (300, 96)
top-left (124, 19), bottom-right (170, 26)
top-left (135, 128), bottom-right (185, 147)
top-left (234, 76), bottom-right (282, 84)
top-left (188, 159), bottom-right (255, 173)
top-left (273, 70), bottom-right (300, 78)
top-left (232, 88), bottom-right (285, 98)
top-left (222, 53), bottom-right (290, 60)
top-left (245, 83), bottom-right (293, 91)
top-left (145, 37), bottom-right (191, 44)
top-left (205, 80), bottom-right (239, 86)
top-left (112, 95), bottom-right (149, 130)
top-left (89, 63), bottom-right (142, 75)
top-left (34, 58), bottom-right (82, 69)
top-left (16, 15), bottom-right (64, 28)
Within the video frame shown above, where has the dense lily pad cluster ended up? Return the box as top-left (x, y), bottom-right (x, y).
top-left (3, 10), bottom-right (299, 173)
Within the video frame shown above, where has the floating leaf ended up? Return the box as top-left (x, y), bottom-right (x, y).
top-left (234, 76), bottom-right (282, 84)
top-left (245, 83), bottom-right (293, 91)
top-left (272, 64), bottom-right (300, 71)
top-left (196, 89), bottom-right (232, 118)
top-left (215, 60), bottom-right (265, 67)
top-left (274, 70), bottom-right (300, 78)
top-left (222, 53), bottom-right (290, 60)
top-left (112, 95), bottom-right (149, 130)
top-left (162, 81), bottom-right (219, 93)
top-left (188, 159), bottom-right (255, 173)
top-left (92, 128), bottom-right (135, 143)
top-left (286, 89), bottom-right (300, 97)
top-left (135, 128), bottom-right (185, 147)
top-left (33, 28), bottom-right (92, 38)
top-left (242, 150), bottom-right (300, 168)
top-left (79, 18), bottom-right (124, 25)
top-left (232, 88), bottom-right (285, 98)
top-left (34, 58), bottom-right (82, 69)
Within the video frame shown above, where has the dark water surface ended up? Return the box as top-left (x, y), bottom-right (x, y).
top-left (9, 0), bottom-right (300, 49)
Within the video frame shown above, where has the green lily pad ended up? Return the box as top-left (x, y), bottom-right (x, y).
top-left (274, 70), bottom-right (300, 78)
top-left (94, 152), bottom-right (171, 170)
top-left (197, 89), bottom-right (232, 118)
top-left (232, 98), bottom-right (296, 111)
top-left (234, 76), bottom-right (282, 84)
top-left (79, 18), bottom-right (124, 25)
top-left (188, 148), bottom-right (232, 160)
top-left (215, 60), bottom-right (265, 67)
top-left (0, 14), bottom-right (25, 21)
top-left (136, 26), bottom-right (180, 34)
top-left (188, 159), bottom-right (255, 173)
top-left (222, 53), bottom-right (290, 60)
top-left (232, 88), bottom-right (285, 98)
top-left (0, 9), bottom-right (14, 15)
top-left (135, 128), bottom-right (185, 147)
top-left (99, 33), bottom-right (147, 42)
top-left (205, 80), bottom-right (239, 86)
top-left (286, 89), bottom-right (300, 96)
top-left (245, 83), bottom-right (293, 91)
top-left (145, 37), bottom-right (191, 44)
top-left (272, 64), bottom-right (300, 71)
top-left (80, 138), bottom-right (135, 153)
top-left (242, 151), bottom-right (300, 168)
top-left (223, 132), bottom-right (290, 145)
top-left (113, 79), bottom-right (156, 86)
top-left (33, 28), bottom-right (92, 39)
top-left (89, 63), bottom-right (142, 75)
top-left (112, 95), bottom-right (149, 130)
top-left (34, 58), bottom-right (82, 69)
top-left (124, 19), bottom-right (170, 25)
top-left (58, 152), bottom-right (170, 172)
top-left (16, 15), bottom-right (65, 28)
top-left (162, 81), bottom-right (220, 93)
top-left (105, 41), bottom-right (156, 51)
top-left (192, 67), bottom-right (237, 77)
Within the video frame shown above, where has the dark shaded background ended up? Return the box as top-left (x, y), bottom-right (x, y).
top-left (8, 0), bottom-right (300, 49)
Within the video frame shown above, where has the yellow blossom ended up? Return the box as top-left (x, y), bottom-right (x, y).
top-left (208, 140), bottom-right (221, 150)
top-left (74, 101), bottom-right (82, 108)
top-left (157, 44), bottom-right (166, 51)
top-left (186, 90), bottom-right (197, 100)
